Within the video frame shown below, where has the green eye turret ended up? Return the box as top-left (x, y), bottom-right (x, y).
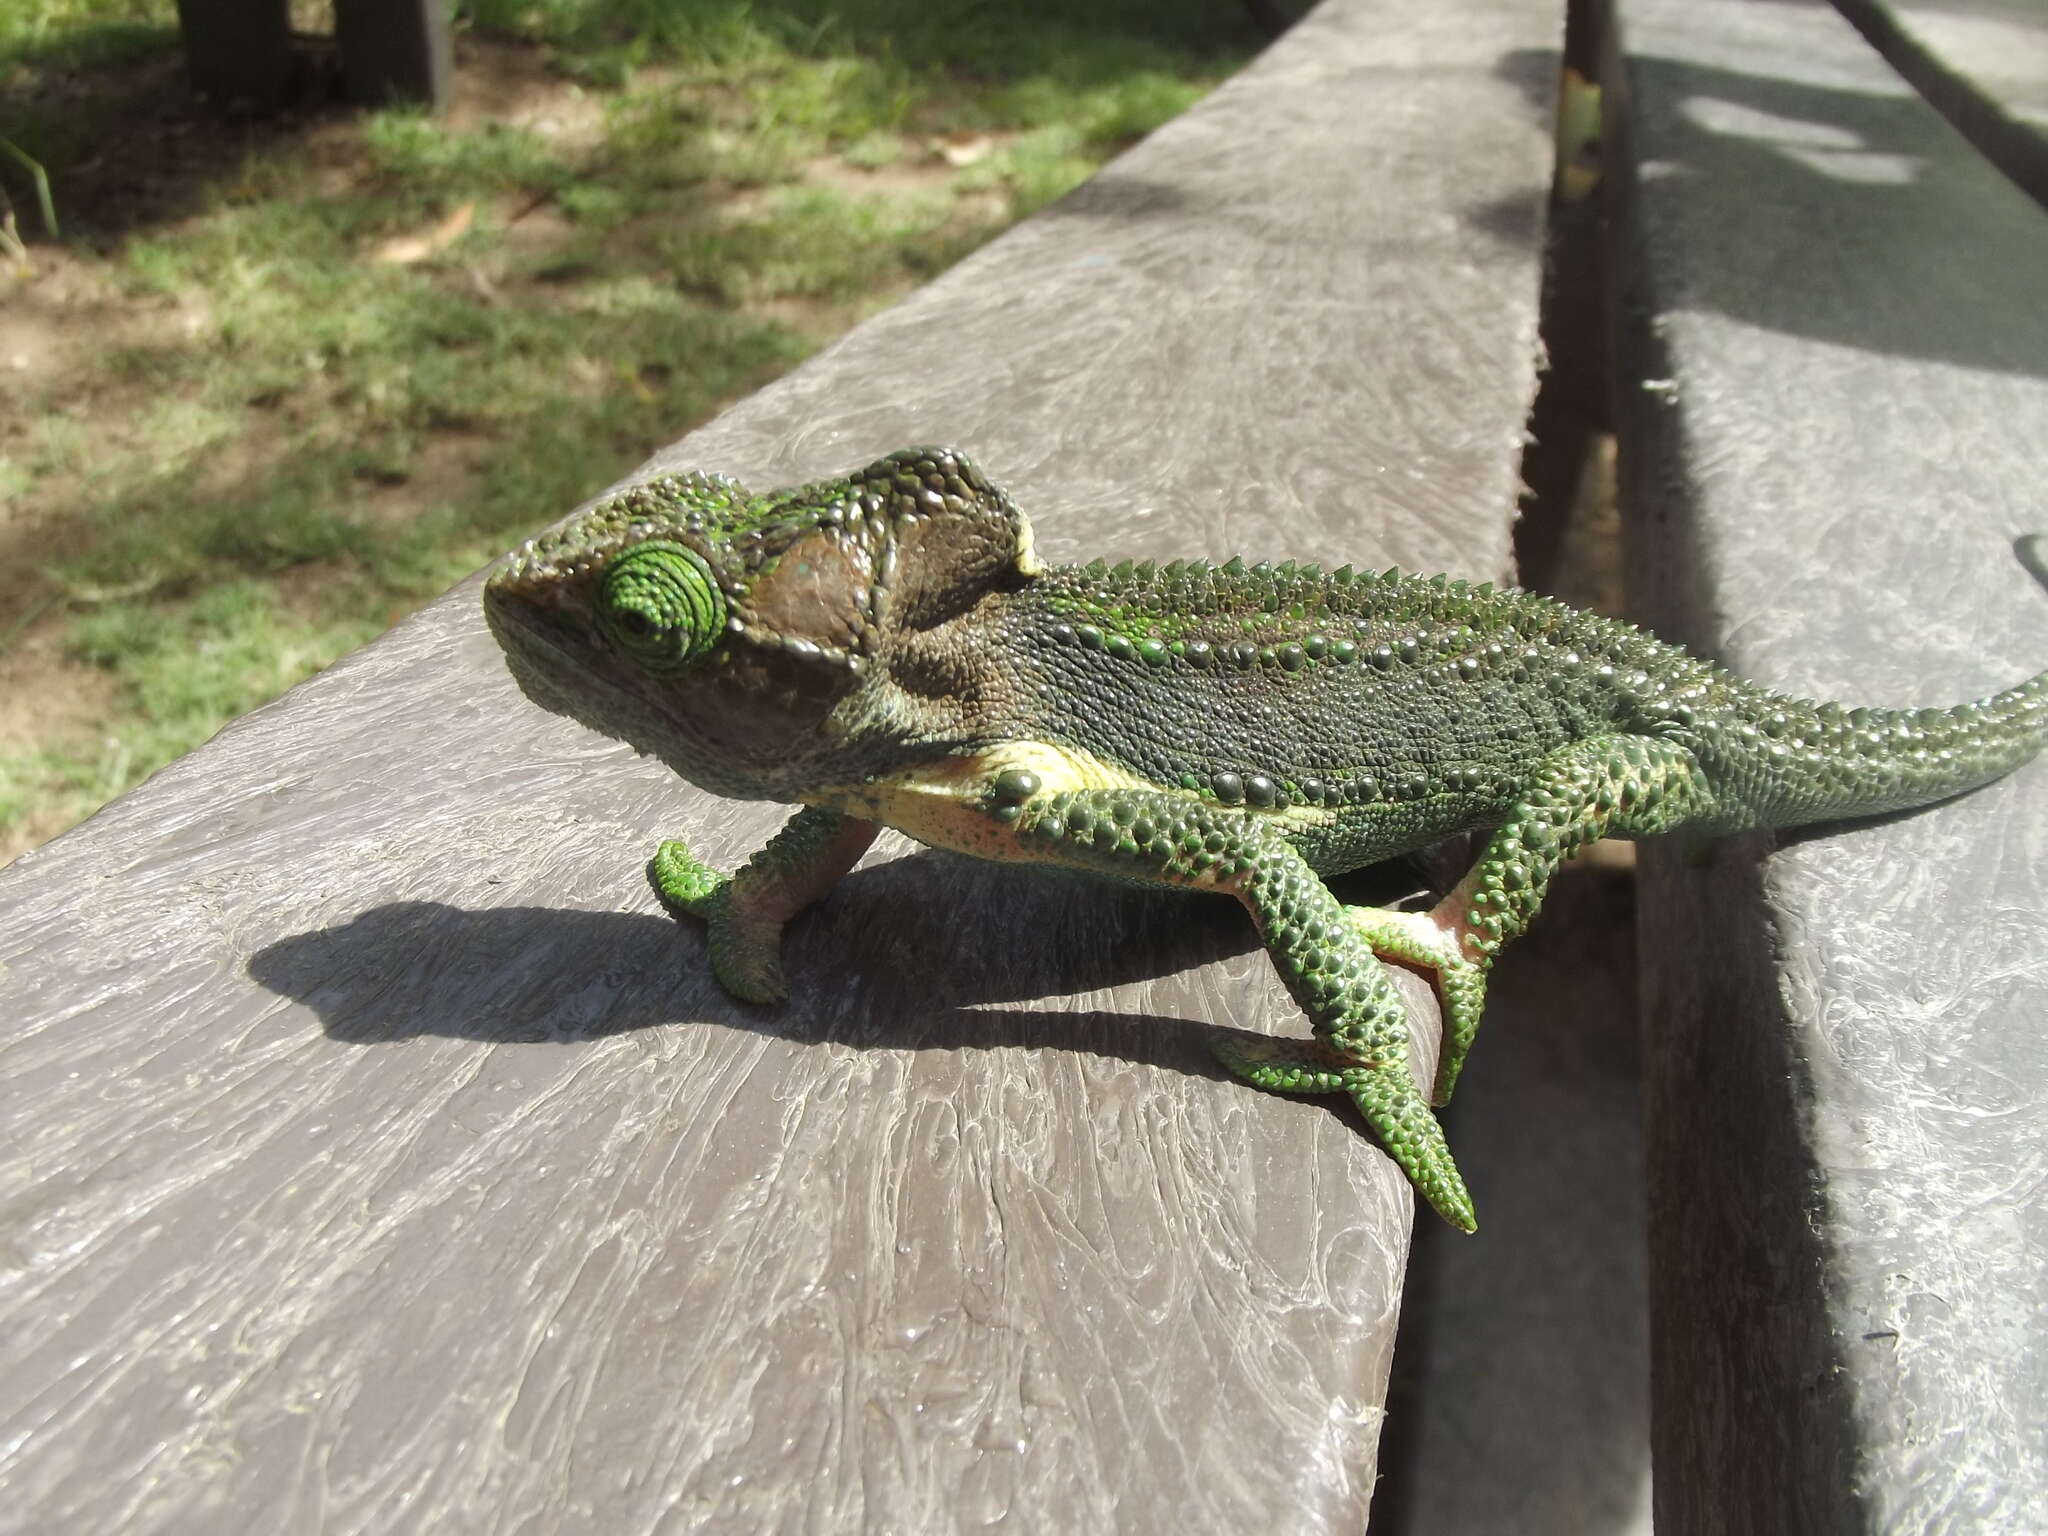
top-left (598, 541), bottom-right (727, 670)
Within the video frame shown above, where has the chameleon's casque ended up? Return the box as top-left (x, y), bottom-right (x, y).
top-left (486, 447), bottom-right (2048, 1230)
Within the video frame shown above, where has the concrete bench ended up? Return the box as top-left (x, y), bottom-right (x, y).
top-left (173, 0), bottom-right (452, 110)
top-left (0, 3), bottom-right (1559, 1529)
top-left (1835, 0), bottom-right (2048, 207)
top-left (1606, 0), bottom-right (2048, 1528)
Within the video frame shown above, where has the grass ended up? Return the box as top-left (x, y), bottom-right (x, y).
top-left (0, 0), bottom-right (1259, 856)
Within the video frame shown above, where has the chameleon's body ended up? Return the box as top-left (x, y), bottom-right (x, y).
top-left (484, 448), bottom-right (2047, 1230)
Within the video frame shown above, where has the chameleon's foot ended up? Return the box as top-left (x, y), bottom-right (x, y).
top-left (1343, 906), bottom-right (1487, 1106)
top-left (648, 840), bottom-right (788, 1004)
top-left (1211, 1032), bottom-right (1477, 1233)
top-left (1210, 1031), bottom-right (1357, 1094)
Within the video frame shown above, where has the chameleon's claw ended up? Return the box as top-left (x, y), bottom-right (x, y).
top-left (650, 839), bottom-right (727, 917)
top-left (703, 904), bottom-right (790, 1004)
top-left (1210, 1030), bottom-right (1356, 1094)
top-left (1210, 1032), bottom-right (1477, 1232)
top-left (1343, 1060), bottom-right (1475, 1233)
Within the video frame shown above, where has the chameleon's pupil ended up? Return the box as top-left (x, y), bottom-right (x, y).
top-left (599, 541), bottom-right (726, 668)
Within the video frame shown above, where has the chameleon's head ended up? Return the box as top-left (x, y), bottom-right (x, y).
top-left (483, 447), bottom-right (1039, 799)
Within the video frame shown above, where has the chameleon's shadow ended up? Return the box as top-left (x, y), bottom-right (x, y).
top-left (250, 847), bottom-right (1431, 1081)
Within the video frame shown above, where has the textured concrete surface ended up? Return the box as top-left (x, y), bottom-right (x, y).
top-left (0, 3), bottom-right (1561, 1530)
top-left (1377, 860), bottom-right (1655, 1536)
top-left (1612, 0), bottom-right (2048, 1528)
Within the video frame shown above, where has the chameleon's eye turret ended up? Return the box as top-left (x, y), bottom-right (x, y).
top-left (598, 541), bottom-right (727, 670)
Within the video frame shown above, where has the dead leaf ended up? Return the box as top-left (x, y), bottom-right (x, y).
top-left (933, 133), bottom-right (994, 168)
top-left (371, 201), bottom-right (476, 265)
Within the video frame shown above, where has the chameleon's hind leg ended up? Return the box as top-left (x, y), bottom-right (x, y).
top-left (990, 783), bottom-right (1476, 1231)
top-left (650, 805), bottom-right (878, 1003)
top-left (1355, 733), bottom-right (1713, 1105)
top-left (1198, 831), bottom-right (1476, 1232)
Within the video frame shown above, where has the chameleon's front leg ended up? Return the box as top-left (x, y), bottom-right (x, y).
top-left (998, 783), bottom-right (1475, 1232)
top-left (1354, 732), bottom-right (1713, 1105)
top-left (650, 805), bottom-right (879, 1003)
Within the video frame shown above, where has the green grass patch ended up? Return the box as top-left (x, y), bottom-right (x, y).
top-left (0, 581), bottom-right (384, 837)
top-left (660, 185), bottom-right (977, 304)
top-left (0, 0), bottom-right (1257, 853)
top-left (0, 1), bottom-right (181, 204)
top-left (0, 744), bottom-right (133, 844)
top-left (0, 0), bottom-right (175, 69)
top-left (69, 578), bottom-right (377, 742)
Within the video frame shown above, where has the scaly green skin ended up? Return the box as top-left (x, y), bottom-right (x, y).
top-left (485, 447), bottom-right (2048, 1231)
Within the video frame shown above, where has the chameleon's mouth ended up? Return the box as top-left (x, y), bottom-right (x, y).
top-left (482, 578), bottom-right (644, 728)
top-left (482, 571), bottom-right (569, 659)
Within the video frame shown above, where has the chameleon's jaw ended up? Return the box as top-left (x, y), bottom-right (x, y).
top-left (484, 577), bottom-right (698, 770)
top-left (483, 581), bottom-right (638, 745)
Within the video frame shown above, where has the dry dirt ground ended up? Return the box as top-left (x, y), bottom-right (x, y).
top-left (0, 34), bottom-right (986, 860)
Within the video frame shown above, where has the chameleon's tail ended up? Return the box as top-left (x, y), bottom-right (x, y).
top-left (1731, 536), bottom-right (2048, 829)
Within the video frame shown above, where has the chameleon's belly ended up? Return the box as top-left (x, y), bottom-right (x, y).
top-left (817, 738), bottom-right (1331, 869)
top-left (817, 736), bottom-right (1514, 881)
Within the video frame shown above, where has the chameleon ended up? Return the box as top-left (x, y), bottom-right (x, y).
top-left (483, 446), bottom-right (2047, 1231)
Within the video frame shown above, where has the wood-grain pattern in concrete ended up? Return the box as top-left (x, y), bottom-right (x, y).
top-left (0, 2), bottom-right (1559, 1530)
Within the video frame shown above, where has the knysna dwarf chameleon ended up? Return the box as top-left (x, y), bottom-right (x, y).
top-left (485, 448), bottom-right (2046, 1230)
